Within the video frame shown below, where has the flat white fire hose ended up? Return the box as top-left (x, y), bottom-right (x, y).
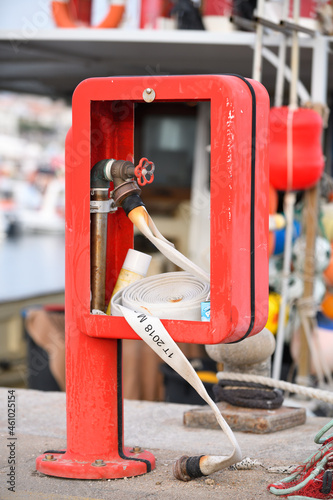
top-left (111, 271), bottom-right (209, 320)
top-left (127, 206), bottom-right (210, 284)
top-left (119, 305), bottom-right (242, 479)
top-left (109, 206), bottom-right (242, 480)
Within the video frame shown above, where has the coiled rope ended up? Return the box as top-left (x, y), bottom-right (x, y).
top-left (213, 379), bottom-right (284, 409)
top-left (217, 372), bottom-right (333, 405)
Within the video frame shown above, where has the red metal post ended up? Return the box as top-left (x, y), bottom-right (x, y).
top-left (35, 75), bottom-right (269, 479)
top-left (36, 87), bottom-right (155, 479)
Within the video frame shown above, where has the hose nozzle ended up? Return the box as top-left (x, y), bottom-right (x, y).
top-left (173, 455), bottom-right (206, 482)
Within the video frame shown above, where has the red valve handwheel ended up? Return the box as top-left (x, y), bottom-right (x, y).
top-left (134, 157), bottom-right (155, 186)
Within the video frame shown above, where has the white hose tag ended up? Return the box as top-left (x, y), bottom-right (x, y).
top-left (119, 304), bottom-right (242, 473)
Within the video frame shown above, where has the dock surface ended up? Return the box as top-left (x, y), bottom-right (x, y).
top-left (0, 387), bottom-right (329, 500)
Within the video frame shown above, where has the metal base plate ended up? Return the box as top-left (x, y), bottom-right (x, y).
top-left (183, 402), bottom-right (306, 433)
top-left (36, 447), bottom-right (156, 479)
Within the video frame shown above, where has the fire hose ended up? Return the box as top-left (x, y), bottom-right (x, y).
top-left (107, 205), bottom-right (242, 480)
top-left (127, 205), bottom-right (210, 285)
top-left (111, 271), bottom-right (209, 321)
top-left (91, 158), bottom-right (333, 483)
top-left (93, 156), bottom-right (331, 485)
top-left (118, 304), bottom-right (242, 480)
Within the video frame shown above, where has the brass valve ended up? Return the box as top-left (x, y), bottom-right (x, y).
top-left (90, 157), bottom-right (155, 209)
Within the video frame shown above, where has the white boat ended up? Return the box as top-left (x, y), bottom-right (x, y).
top-left (14, 178), bottom-right (65, 234)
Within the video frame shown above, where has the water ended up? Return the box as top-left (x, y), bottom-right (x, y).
top-left (0, 234), bottom-right (65, 302)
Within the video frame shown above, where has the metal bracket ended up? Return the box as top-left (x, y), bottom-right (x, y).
top-left (90, 198), bottom-right (117, 214)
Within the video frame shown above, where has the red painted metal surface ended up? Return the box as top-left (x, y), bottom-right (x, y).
top-left (36, 107), bottom-right (155, 480)
top-left (66, 74), bottom-right (269, 345)
top-left (36, 75), bottom-right (269, 480)
top-left (36, 446), bottom-right (154, 479)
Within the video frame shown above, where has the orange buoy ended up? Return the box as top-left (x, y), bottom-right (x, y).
top-left (269, 106), bottom-right (324, 191)
top-left (322, 291), bottom-right (333, 320)
top-left (52, 0), bottom-right (125, 28)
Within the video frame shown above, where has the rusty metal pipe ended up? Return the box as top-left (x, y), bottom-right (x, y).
top-left (90, 187), bottom-right (109, 311)
top-left (90, 160), bottom-right (113, 311)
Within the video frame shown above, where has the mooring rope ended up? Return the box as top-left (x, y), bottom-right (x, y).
top-left (217, 372), bottom-right (333, 404)
top-left (213, 379), bottom-right (284, 409)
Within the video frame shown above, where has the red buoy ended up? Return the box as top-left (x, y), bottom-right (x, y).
top-left (269, 106), bottom-right (324, 191)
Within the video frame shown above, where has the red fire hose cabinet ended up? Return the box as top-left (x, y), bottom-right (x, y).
top-left (36, 75), bottom-right (269, 479)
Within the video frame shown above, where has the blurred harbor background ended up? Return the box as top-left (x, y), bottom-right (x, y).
top-left (0, 93), bottom-right (68, 387)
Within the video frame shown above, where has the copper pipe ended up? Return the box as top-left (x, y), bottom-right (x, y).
top-left (90, 188), bottom-right (109, 311)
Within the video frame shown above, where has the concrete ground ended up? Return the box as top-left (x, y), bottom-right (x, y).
top-left (0, 387), bottom-right (330, 500)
